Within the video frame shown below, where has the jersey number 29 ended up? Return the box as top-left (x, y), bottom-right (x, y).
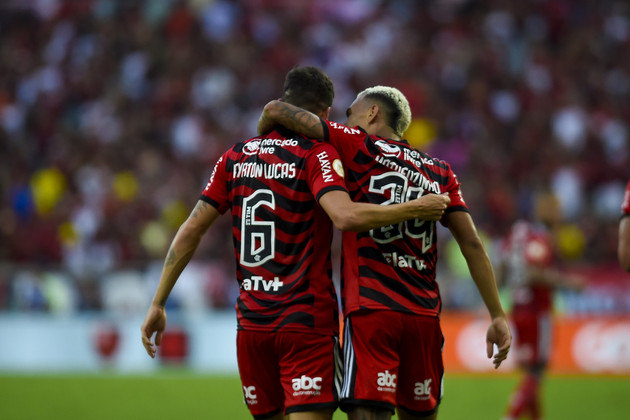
top-left (368, 172), bottom-right (434, 252)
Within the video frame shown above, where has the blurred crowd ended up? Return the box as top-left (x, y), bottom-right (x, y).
top-left (1, 0), bottom-right (629, 314)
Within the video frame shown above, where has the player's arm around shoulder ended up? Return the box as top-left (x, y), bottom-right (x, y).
top-left (258, 100), bottom-right (325, 139)
top-left (445, 211), bottom-right (511, 368)
top-left (318, 191), bottom-right (451, 232)
top-left (141, 200), bottom-right (220, 358)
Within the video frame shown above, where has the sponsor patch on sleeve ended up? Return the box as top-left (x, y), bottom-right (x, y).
top-left (332, 159), bottom-right (344, 178)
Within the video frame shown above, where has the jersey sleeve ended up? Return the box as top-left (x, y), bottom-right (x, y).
top-left (305, 141), bottom-right (348, 201)
top-left (622, 179), bottom-right (630, 217)
top-left (320, 118), bottom-right (365, 159)
top-left (200, 151), bottom-right (230, 214)
top-left (439, 163), bottom-right (469, 226)
top-left (443, 164), bottom-right (469, 214)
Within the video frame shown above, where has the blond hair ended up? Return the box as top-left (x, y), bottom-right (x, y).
top-left (359, 86), bottom-right (411, 137)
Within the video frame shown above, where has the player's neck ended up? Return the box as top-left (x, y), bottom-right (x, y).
top-left (368, 123), bottom-right (400, 140)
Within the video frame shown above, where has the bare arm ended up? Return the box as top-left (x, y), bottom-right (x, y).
top-left (319, 190), bottom-right (450, 232)
top-left (526, 266), bottom-right (585, 291)
top-left (141, 200), bottom-right (220, 358)
top-left (445, 211), bottom-right (511, 368)
top-left (620, 216), bottom-right (630, 272)
top-left (150, 200), bottom-right (220, 306)
top-left (258, 100), bottom-right (325, 138)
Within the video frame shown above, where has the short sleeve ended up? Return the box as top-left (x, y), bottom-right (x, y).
top-left (443, 165), bottom-right (469, 214)
top-left (439, 164), bottom-right (469, 226)
top-left (320, 119), bottom-right (365, 160)
top-left (200, 152), bottom-right (230, 214)
top-left (305, 141), bottom-right (348, 201)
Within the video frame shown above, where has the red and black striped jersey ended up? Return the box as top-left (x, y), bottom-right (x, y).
top-left (623, 179), bottom-right (630, 216)
top-left (201, 127), bottom-right (347, 336)
top-left (500, 220), bottom-right (554, 314)
top-left (320, 119), bottom-right (469, 317)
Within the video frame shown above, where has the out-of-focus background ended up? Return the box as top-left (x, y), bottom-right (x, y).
top-left (0, 0), bottom-right (629, 418)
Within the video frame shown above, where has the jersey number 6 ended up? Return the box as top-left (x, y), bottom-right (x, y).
top-left (240, 189), bottom-right (276, 267)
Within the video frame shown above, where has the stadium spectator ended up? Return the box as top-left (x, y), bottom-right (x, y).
top-left (499, 192), bottom-right (584, 420)
top-left (0, 0), bottom-right (628, 314)
top-left (141, 67), bottom-right (450, 420)
top-left (258, 86), bottom-right (511, 420)
top-left (620, 180), bottom-right (630, 272)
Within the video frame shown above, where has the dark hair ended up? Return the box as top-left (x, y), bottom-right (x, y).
top-left (281, 66), bottom-right (334, 114)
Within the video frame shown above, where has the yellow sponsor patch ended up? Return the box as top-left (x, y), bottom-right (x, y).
top-left (333, 159), bottom-right (344, 178)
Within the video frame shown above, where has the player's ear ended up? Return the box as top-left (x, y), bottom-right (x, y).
top-left (322, 106), bottom-right (330, 119)
top-left (367, 104), bottom-right (379, 124)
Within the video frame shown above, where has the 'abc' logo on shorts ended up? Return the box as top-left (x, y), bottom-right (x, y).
top-left (414, 379), bottom-right (432, 398)
top-left (292, 375), bottom-right (322, 391)
top-left (243, 385), bottom-right (257, 400)
top-left (377, 370), bottom-right (397, 388)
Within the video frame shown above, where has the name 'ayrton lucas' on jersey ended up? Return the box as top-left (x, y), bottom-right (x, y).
top-left (233, 137), bottom-right (301, 180)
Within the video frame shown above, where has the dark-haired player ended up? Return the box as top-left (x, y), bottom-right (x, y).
top-left (619, 179), bottom-right (630, 272)
top-left (141, 68), bottom-right (450, 420)
top-left (258, 86), bottom-right (511, 420)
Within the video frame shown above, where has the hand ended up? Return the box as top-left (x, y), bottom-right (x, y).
top-left (141, 304), bottom-right (166, 359)
top-left (411, 194), bottom-right (451, 221)
top-left (486, 316), bottom-right (511, 369)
